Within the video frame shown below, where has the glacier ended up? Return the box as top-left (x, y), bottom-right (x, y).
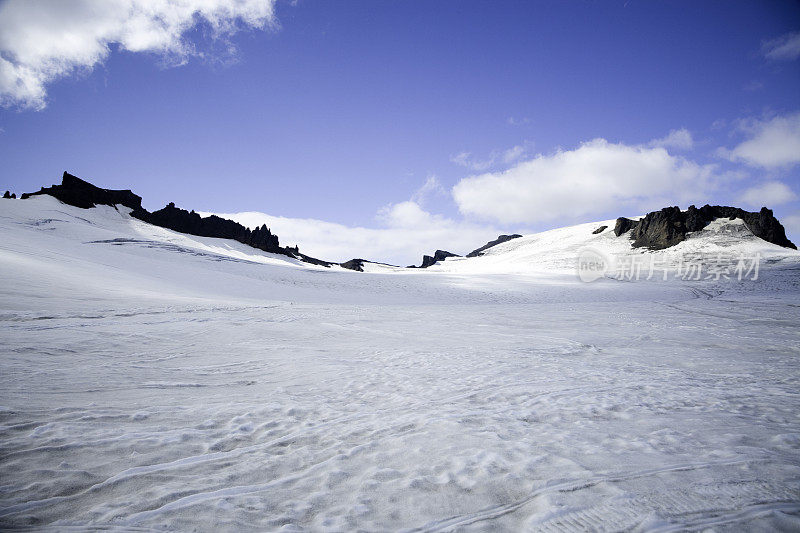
top-left (1, 195), bottom-right (799, 531)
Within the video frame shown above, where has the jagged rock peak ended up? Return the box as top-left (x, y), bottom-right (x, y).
top-left (340, 259), bottom-right (366, 272)
top-left (409, 249), bottom-right (460, 268)
top-left (613, 217), bottom-right (637, 237)
top-left (133, 201), bottom-right (283, 254)
top-left (467, 234), bottom-right (523, 257)
top-left (614, 205), bottom-right (796, 250)
top-left (20, 171), bottom-right (143, 211)
top-left (20, 171), bottom-right (334, 266)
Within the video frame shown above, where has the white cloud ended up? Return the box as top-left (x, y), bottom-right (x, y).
top-left (449, 142), bottom-right (532, 172)
top-left (0, 0), bottom-right (278, 110)
top-left (782, 213), bottom-right (800, 244)
top-left (204, 204), bottom-right (506, 266)
top-left (202, 177), bottom-right (508, 265)
top-left (410, 175), bottom-right (445, 205)
top-left (452, 138), bottom-right (723, 225)
top-left (377, 200), bottom-right (440, 229)
top-left (449, 152), bottom-right (472, 168)
top-left (721, 112), bottom-right (800, 168)
top-left (739, 181), bottom-right (797, 208)
top-left (762, 31), bottom-right (800, 61)
top-left (649, 128), bottom-right (693, 150)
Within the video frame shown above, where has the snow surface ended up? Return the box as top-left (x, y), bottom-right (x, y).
top-left (1, 196), bottom-right (800, 531)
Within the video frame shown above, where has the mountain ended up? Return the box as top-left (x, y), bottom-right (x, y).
top-left (407, 249), bottom-right (461, 268)
top-left (613, 205), bottom-right (795, 250)
top-left (20, 170), bottom-right (143, 210)
top-left (466, 234), bottom-right (523, 257)
top-left (423, 215), bottom-right (799, 277)
top-left (8, 171), bottom-right (800, 277)
top-left (19, 171), bottom-right (333, 266)
top-left (2, 179), bottom-right (800, 531)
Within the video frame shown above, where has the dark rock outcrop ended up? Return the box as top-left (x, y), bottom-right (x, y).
top-left (410, 250), bottom-right (460, 268)
top-left (3, 191), bottom-right (11, 199)
top-left (132, 202), bottom-right (285, 254)
top-left (592, 225), bottom-right (608, 235)
top-left (340, 259), bottom-right (366, 272)
top-left (340, 258), bottom-right (400, 271)
top-left (614, 205), bottom-right (796, 250)
top-left (22, 171), bottom-right (335, 265)
top-left (466, 234), bottom-right (523, 257)
top-left (629, 206), bottom-right (687, 249)
top-left (339, 259), bottom-right (369, 272)
top-left (296, 252), bottom-right (333, 267)
top-left (21, 172), bottom-right (143, 211)
top-left (613, 217), bottom-right (637, 236)
top-left (134, 204), bottom-right (335, 265)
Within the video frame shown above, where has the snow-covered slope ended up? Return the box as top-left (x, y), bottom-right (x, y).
top-left (429, 217), bottom-right (800, 275)
top-left (1, 197), bottom-right (799, 531)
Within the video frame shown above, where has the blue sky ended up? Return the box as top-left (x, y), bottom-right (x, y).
top-left (1, 0), bottom-right (799, 263)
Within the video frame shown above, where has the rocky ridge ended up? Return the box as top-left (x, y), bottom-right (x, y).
top-left (408, 250), bottom-right (461, 268)
top-left (20, 172), bottom-right (332, 265)
top-left (12, 173), bottom-right (797, 270)
top-left (466, 234), bottom-right (523, 257)
top-left (614, 205), bottom-right (796, 250)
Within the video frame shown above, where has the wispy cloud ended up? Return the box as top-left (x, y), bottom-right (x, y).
top-left (0, 0), bottom-right (279, 110)
top-left (743, 80), bottom-right (764, 92)
top-left (649, 128), bottom-right (694, 150)
top-left (410, 175), bottom-right (445, 205)
top-left (506, 116), bottom-right (530, 126)
top-left (450, 142), bottom-right (532, 172)
top-left (762, 31), bottom-right (800, 62)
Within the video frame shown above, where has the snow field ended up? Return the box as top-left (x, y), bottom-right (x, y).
top-left (1, 196), bottom-right (799, 530)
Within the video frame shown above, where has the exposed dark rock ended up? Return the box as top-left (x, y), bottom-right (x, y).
top-left (613, 217), bottom-right (637, 236)
top-left (341, 258), bottom-right (400, 271)
top-left (592, 225), bottom-right (608, 235)
top-left (133, 202), bottom-right (334, 265)
top-left (629, 206), bottom-right (686, 249)
top-left (614, 205), bottom-right (796, 250)
top-left (3, 191), bottom-right (10, 199)
top-left (340, 259), bottom-right (365, 272)
top-left (467, 234), bottom-right (523, 257)
top-left (23, 171), bottom-right (335, 265)
top-left (10, 193), bottom-right (15, 199)
top-left (133, 202), bottom-right (290, 255)
top-left (412, 249), bottom-right (460, 268)
top-left (684, 204), bottom-right (707, 232)
top-left (419, 255), bottom-right (436, 268)
top-left (296, 252), bottom-right (333, 267)
top-left (733, 207), bottom-right (795, 249)
top-left (21, 171), bottom-right (143, 211)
